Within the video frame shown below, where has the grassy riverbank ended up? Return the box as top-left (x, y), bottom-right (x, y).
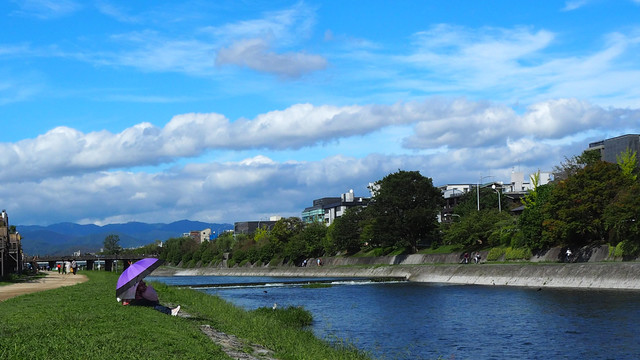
top-left (0, 271), bottom-right (370, 360)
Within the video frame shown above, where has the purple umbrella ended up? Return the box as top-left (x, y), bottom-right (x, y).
top-left (116, 258), bottom-right (164, 300)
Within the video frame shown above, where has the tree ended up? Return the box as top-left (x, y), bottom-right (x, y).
top-left (543, 161), bottom-right (630, 247)
top-left (271, 217), bottom-right (304, 245)
top-left (327, 207), bottom-right (367, 255)
top-left (367, 170), bottom-right (443, 253)
top-left (442, 209), bottom-right (512, 248)
top-left (617, 147), bottom-right (638, 182)
top-left (453, 186), bottom-right (508, 217)
top-left (553, 149), bottom-right (601, 181)
top-left (103, 234), bottom-right (122, 255)
top-left (603, 182), bottom-right (640, 254)
top-left (289, 221), bottom-right (327, 260)
top-left (518, 183), bottom-right (554, 251)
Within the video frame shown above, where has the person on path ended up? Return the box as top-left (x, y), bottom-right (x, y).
top-left (62, 261), bottom-right (68, 274)
top-left (566, 248), bottom-right (572, 262)
top-left (123, 281), bottom-right (180, 316)
top-left (71, 260), bottom-right (77, 275)
top-left (57, 263), bottom-right (61, 274)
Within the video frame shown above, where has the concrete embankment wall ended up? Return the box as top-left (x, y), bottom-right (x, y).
top-left (166, 262), bottom-right (640, 291)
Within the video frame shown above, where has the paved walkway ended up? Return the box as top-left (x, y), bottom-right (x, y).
top-left (0, 271), bottom-right (88, 301)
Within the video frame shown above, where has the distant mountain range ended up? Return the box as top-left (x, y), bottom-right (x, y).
top-left (16, 220), bottom-right (234, 256)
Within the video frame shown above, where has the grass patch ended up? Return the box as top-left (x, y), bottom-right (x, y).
top-left (419, 244), bottom-right (462, 254)
top-left (0, 271), bottom-right (370, 360)
top-left (251, 305), bottom-right (313, 327)
top-left (0, 272), bottom-right (46, 286)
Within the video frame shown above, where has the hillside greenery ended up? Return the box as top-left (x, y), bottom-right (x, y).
top-left (123, 150), bottom-right (640, 266)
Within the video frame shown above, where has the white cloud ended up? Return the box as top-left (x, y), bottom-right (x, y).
top-left (210, 4), bottom-right (325, 77)
top-left (98, 31), bottom-right (217, 75)
top-left (215, 37), bottom-right (327, 78)
top-left (95, 1), bottom-right (140, 23)
top-left (203, 2), bottom-right (316, 47)
top-left (390, 25), bottom-right (640, 107)
top-left (1, 98), bottom-right (637, 184)
top-left (2, 152), bottom-right (438, 225)
top-left (11, 0), bottom-right (80, 19)
top-left (562, 1), bottom-right (589, 11)
top-left (3, 141), bottom-right (583, 226)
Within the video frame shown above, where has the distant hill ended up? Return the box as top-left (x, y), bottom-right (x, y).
top-left (16, 220), bottom-right (234, 256)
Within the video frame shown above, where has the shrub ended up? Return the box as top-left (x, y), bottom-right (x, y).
top-left (618, 240), bottom-right (640, 257)
top-left (251, 306), bottom-right (313, 328)
top-left (504, 247), bottom-right (532, 261)
top-left (370, 248), bottom-right (386, 257)
top-left (487, 247), bottom-right (506, 261)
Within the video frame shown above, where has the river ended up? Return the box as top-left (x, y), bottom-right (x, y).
top-left (148, 275), bottom-right (640, 359)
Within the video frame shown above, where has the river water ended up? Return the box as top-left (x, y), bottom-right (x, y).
top-left (148, 275), bottom-right (640, 359)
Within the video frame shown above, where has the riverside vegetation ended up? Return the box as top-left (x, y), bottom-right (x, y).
top-left (0, 271), bottom-right (370, 360)
top-left (111, 148), bottom-right (639, 268)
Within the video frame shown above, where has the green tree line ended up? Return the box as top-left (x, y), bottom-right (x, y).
top-left (111, 149), bottom-right (640, 267)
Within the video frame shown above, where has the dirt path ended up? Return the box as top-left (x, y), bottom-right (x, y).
top-left (0, 271), bottom-right (88, 301)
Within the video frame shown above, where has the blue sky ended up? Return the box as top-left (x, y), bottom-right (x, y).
top-left (1, 0), bottom-right (640, 226)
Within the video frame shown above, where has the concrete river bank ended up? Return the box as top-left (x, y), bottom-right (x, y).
top-left (156, 260), bottom-right (640, 291)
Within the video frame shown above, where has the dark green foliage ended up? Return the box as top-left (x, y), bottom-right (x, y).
top-left (102, 234), bottom-right (122, 255)
top-left (326, 207), bottom-right (368, 255)
top-left (367, 170), bottom-right (443, 253)
top-left (121, 241), bottom-right (162, 256)
top-left (442, 209), bottom-right (513, 248)
top-left (289, 221), bottom-right (326, 259)
top-left (453, 187), bottom-right (508, 216)
top-left (553, 149), bottom-right (602, 181)
top-left (543, 161), bottom-right (630, 247)
top-left (251, 305), bottom-right (314, 328)
top-left (519, 183), bottom-right (554, 251)
top-left (271, 217), bottom-right (304, 245)
top-left (604, 182), bottom-right (640, 253)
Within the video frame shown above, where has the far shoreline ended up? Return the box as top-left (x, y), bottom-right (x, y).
top-left (153, 261), bottom-right (640, 291)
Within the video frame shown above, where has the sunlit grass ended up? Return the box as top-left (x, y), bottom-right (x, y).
top-left (0, 271), bottom-right (370, 360)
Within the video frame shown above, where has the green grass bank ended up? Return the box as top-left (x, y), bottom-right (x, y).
top-left (0, 271), bottom-right (370, 360)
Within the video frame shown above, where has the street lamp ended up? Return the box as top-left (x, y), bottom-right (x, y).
top-left (492, 184), bottom-right (502, 212)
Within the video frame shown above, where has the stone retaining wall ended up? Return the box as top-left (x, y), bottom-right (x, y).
top-left (162, 262), bottom-right (640, 291)
top-left (154, 246), bottom-right (640, 290)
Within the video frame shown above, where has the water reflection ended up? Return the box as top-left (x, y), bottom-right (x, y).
top-left (149, 276), bottom-right (640, 359)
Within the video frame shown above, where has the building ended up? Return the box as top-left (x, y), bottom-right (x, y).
top-left (234, 216), bottom-right (282, 235)
top-left (301, 190), bottom-right (371, 226)
top-left (588, 134), bottom-right (640, 163)
top-left (0, 210), bottom-right (23, 277)
top-left (188, 228), bottom-right (211, 243)
top-left (505, 171), bottom-right (553, 193)
top-left (439, 171), bottom-right (552, 221)
top-left (439, 184), bottom-right (472, 223)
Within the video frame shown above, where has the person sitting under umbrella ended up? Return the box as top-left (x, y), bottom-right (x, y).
top-left (123, 280), bottom-right (180, 316)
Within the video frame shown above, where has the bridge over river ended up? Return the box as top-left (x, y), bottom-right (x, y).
top-left (34, 254), bottom-right (158, 272)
